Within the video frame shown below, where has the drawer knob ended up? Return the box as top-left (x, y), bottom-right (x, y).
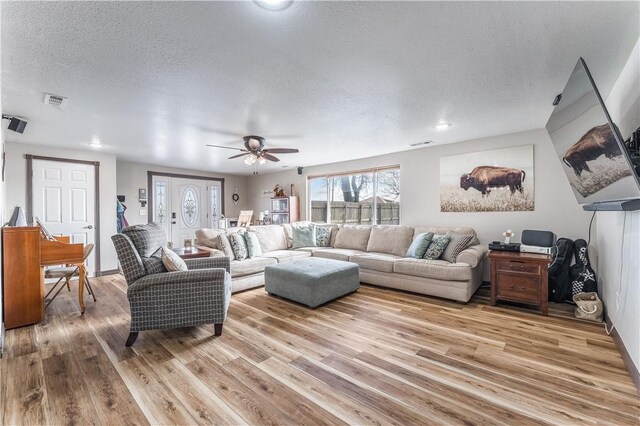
top-left (510, 265), bottom-right (526, 271)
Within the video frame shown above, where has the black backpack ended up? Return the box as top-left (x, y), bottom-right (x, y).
top-left (548, 238), bottom-right (574, 303)
top-left (569, 239), bottom-right (598, 297)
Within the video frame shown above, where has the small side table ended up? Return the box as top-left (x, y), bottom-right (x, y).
top-left (172, 247), bottom-right (211, 260)
top-left (489, 250), bottom-right (550, 315)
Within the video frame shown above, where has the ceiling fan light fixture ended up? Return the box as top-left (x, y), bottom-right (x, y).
top-left (257, 156), bottom-right (267, 165)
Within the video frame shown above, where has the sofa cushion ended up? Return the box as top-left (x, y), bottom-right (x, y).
top-left (441, 234), bottom-right (474, 263)
top-left (195, 228), bottom-right (223, 249)
top-left (161, 247), bottom-right (188, 272)
top-left (292, 222), bottom-right (316, 249)
top-left (393, 258), bottom-right (471, 281)
top-left (406, 232), bottom-right (434, 258)
top-left (229, 232), bottom-right (248, 261)
top-left (350, 252), bottom-right (400, 273)
top-left (334, 225), bottom-right (371, 251)
top-left (262, 250), bottom-right (312, 263)
top-left (230, 257), bottom-right (277, 277)
top-left (217, 234), bottom-right (235, 259)
top-left (314, 224), bottom-right (335, 247)
top-left (249, 225), bottom-right (288, 252)
top-left (312, 248), bottom-right (366, 262)
top-left (245, 231), bottom-right (263, 258)
top-left (424, 234), bottom-right (451, 260)
top-left (414, 227), bottom-right (478, 245)
top-left (365, 225), bottom-right (414, 257)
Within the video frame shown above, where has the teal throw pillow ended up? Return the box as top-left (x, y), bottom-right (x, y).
top-left (314, 225), bottom-right (332, 247)
top-left (424, 234), bottom-right (451, 260)
top-left (244, 231), bottom-right (262, 258)
top-left (292, 223), bottom-right (316, 249)
top-left (406, 232), bottom-right (434, 258)
top-left (229, 232), bottom-right (248, 261)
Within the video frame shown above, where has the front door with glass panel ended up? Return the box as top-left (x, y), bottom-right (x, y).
top-left (151, 175), bottom-right (222, 248)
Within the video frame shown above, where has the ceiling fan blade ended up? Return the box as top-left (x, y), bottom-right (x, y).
top-left (264, 148), bottom-right (299, 154)
top-left (228, 153), bottom-right (249, 159)
top-left (261, 153), bottom-right (280, 162)
top-left (206, 144), bottom-right (246, 152)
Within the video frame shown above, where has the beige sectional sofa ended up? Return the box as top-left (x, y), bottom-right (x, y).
top-left (195, 223), bottom-right (488, 302)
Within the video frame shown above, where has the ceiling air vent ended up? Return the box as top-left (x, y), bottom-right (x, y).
top-left (410, 140), bottom-right (433, 147)
top-left (44, 93), bottom-right (68, 108)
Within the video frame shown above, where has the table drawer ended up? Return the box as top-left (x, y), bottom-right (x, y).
top-left (496, 260), bottom-right (541, 276)
top-left (496, 275), bottom-right (540, 303)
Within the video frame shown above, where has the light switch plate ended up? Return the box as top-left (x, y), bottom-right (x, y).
top-left (140, 209), bottom-right (146, 216)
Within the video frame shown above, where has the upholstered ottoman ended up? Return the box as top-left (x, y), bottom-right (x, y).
top-left (264, 257), bottom-right (360, 308)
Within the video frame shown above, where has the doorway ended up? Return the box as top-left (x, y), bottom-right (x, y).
top-left (27, 155), bottom-right (100, 276)
top-left (148, 172), bottom-right (224, 248)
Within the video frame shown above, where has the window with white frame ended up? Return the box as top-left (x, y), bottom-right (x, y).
top-left (308, 166), bottom-right (400, 225)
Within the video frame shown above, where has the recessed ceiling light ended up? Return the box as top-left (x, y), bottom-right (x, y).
top-left (87, 138), bottom-right (103, 148)
top-left (255, 0), bottom-right (292, 11)
top-left (434, 122), bottom-right (452, 131)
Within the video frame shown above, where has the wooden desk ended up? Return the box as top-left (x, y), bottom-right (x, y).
top-left (489, 250), bottom-right (550, 315)
top-left (2, 227), bottom-right (86, 329)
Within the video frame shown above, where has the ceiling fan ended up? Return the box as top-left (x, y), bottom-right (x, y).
top-left (207, 135), bottom-right (299, 167)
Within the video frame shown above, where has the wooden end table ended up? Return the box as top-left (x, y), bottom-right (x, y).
top-left (489, 250), bottom-right (550, 315)
top-left (172, 247), bottom-right (211, 259)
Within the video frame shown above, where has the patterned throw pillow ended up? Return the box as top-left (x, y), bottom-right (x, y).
top-left (244, 231), bottom-right (263, 258)
top-left (217, 234), bottom-right (235, 260)
top-left (161, 247), bottom-right (188, 272)
top-left (406, 232), bottom-right (434, 258)
top-left (424, 234), bottom-right (451, 260)
top-left (441, 234), bottom-right (474, 263)
top-left (229, 232), bottom-right (248, 261)
top-left (292, 223), bottom-right (316, 249)
top-left (314, 225), bottom-right (333, 247)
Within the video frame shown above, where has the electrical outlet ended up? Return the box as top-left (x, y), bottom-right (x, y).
top-left (140, 209), bottom-right (146, 216)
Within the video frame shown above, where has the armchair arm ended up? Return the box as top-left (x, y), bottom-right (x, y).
top-left (455, 244), bottom-right (488, 268)
top-left (185, 256), bottom-right (230, 273)
top-left (128, 268), bottom-right (228, 295)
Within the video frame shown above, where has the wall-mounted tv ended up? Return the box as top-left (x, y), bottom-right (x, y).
top-left (545, 58), bottom-right (640, 210)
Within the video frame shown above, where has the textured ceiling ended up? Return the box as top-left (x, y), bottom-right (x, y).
top-left (2, 1), bottom-right (639, 175)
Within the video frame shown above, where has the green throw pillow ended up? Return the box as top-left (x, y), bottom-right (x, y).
top-left (292, 223), bottom-right (316, 249)
top-left (229, 232), bottom-right (248, 261)
top-left (314, 225), bottom-right (332, 247)
top-left (244, 231), bottom-right (263, 258)
top-left (406, 232), bottom-right (434, 258)
top-left (424, 234), bottom-right (451, 260)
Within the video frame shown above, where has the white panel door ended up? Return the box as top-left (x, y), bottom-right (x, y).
top-left (32, 160), bottom-right (96, 274)
top-left (170, 177), bottom-right (208, 248)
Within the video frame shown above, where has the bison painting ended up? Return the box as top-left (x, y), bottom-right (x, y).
top-left (460, 166), bottom-right (526, 196)
top-left (563, 124), bottom-right (621, 177)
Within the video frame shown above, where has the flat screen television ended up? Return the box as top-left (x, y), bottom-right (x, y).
top-left (545, 58), bottom-right (640, 210)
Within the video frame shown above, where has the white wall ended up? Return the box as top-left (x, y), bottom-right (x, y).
top-left (596, 37), bottom-right (640, 371)
top-left (3, 142), bottom-right (119, 272)
top-left (115, 160), bottom-right (249, 226)
top-left (247, 128), bottom-right (593, 253)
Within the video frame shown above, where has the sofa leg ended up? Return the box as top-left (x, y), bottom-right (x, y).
top-left (125, 332), bottom-right (139, 346)
top-left (214, 323), bottom-right (223, 336)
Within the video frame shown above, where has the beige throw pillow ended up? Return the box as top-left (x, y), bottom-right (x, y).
top-left (217, 234), bottom-right (235, 259)
top-left (161, 247), bottom-right (188, 272)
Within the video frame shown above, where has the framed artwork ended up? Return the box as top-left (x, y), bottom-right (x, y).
top-left (440, 145), bottom-right (534, 212)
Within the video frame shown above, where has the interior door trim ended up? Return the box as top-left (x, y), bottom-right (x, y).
top-left (147, 171), bottom-right (225, 225)
top-left (26, 154), bottom-right (101, 276)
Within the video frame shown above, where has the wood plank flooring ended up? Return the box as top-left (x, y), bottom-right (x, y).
top-left (1, 274), bottom-right (638, 425)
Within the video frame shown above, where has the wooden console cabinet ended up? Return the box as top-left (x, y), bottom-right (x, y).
top-left (489, 250), bottom-right (550, 315)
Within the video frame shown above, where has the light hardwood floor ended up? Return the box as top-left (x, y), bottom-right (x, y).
top-left (1, 274), bottom-right (638, 425)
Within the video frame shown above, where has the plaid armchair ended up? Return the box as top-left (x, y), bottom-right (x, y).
top-left (111, 222), bottom-right (232, 346)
